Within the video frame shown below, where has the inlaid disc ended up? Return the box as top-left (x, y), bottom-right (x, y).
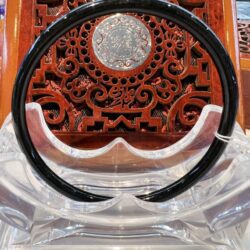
top-left (92, 14), bottom-right (152, 71)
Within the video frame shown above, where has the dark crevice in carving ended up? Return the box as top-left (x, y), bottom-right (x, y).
top-left (37, 0), bottom-right (64, 7)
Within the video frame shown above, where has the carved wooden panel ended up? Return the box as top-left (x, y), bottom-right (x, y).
top-left (24, 0), bottom-right (224, 149)
top-left (238, 20), bottom-right (250, 58)
top-left (238, 20), bottom-right (250, 129)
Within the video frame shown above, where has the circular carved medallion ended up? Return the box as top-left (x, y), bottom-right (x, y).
top-left (92, 14), bottom-right (152, 71)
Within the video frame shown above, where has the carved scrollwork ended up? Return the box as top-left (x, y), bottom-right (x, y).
top-left (31, 89), bottom-right (76, 131)
top-left (152, 77), bottom-right (182, 104)
top-left (62, 75), bottom-right (93, 103)
top-left (168, 91), bottom-right (210, 132)
top-left (56, 57), bottom-right (80, 77)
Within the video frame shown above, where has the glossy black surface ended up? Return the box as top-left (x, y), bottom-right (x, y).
top-left (12, 0), bottom-right (238, 203)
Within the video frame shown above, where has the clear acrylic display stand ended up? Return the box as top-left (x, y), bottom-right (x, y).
top-left (0, 104), bottom-right (249, 249)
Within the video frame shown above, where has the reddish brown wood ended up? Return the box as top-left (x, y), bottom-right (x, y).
top-left (241, 70), bottom-right (250, 129)
top-left (18, 0), bottom-right (226, 150)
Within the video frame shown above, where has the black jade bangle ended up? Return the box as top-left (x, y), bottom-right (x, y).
top-left (12, 0), bottom-right (238, 203)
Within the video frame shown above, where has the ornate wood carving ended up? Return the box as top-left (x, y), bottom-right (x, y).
top-left (24, 0), bottom-right (223, 149)
top-left (238, 20), bottom-right (250, 58)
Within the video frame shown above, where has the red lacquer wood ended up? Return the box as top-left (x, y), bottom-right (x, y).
top-left (2, 0), bottom-right (243, 149)
top-left (20, 0), bottom-right (225, 150)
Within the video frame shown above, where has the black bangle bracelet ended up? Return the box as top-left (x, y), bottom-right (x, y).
top-left (12, 0), bottom-right (238, 203)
